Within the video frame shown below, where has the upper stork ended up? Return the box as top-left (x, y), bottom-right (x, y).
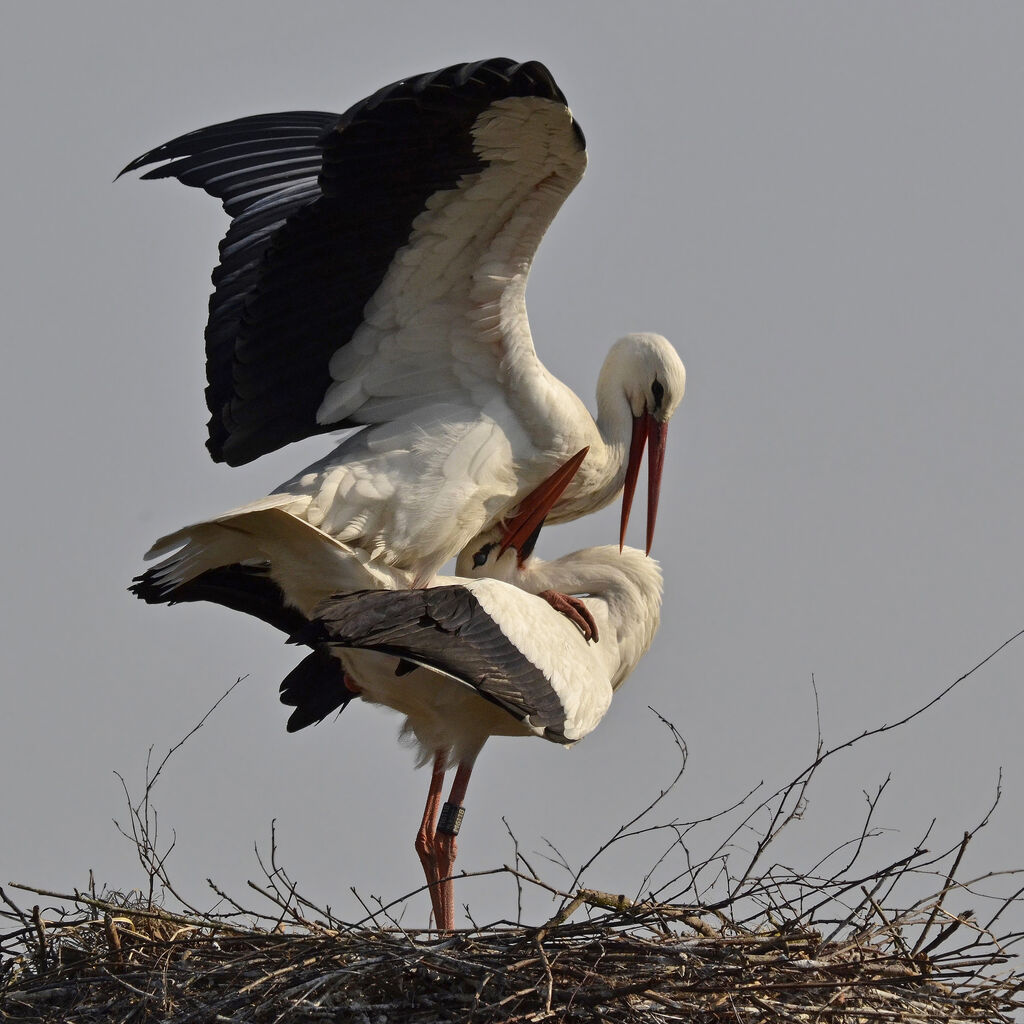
top-left (121, 58), bottom-right (685, 579)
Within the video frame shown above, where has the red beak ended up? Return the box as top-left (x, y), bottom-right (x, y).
top-left (499, 447), bottom-right (590, 563)
top-left (619, 412), bottom-right (668, 555)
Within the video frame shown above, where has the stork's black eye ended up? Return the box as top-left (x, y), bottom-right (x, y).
top-left (472, 543), bottom-right (495, 568)
top-left (651, 379), bottom-right (665, 412)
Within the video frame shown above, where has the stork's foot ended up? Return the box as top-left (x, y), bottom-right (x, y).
top-left (539, 590), bottom-right (599, 642)
top-left (416, 751), bottom-right (449, 932)
top-left (415, 827), bottom-right (447, 930)
top-left (415, 828), bottom-right (440, 889)
top-left (433, 833), bottom-right (456, 933)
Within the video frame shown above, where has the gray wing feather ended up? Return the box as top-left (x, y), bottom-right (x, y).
top-left (293, 587), bottom-right (570, 741)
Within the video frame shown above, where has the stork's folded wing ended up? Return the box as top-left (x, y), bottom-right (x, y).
top-left (293, 586), bottom-right (583, 743)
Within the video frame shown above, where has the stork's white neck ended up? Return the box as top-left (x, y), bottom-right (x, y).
top-left (519, 545), bottom-right (663, 688)
top-left (591, 371), bottom-right (636, 493)
top-left (536, 364), bottom-right (633, 525)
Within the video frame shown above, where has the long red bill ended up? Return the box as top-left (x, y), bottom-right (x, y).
top-left (645, 418), bottom-right (668, 555)
top-left (619, 412), bottom-right (668, 554)
top-left (619, 414), bottom-right (649, 551)
top-left (499, 447), bottom-right (590, 562)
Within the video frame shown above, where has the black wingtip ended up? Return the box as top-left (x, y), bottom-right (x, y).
top-left (116, 149), bottom-right (161, 181)
top-left (114, 157), bottom-right (139, 182)
top-left (130, 564), bottom-right (308, 636)
top-left (129, 569), bottom-right (169, 605)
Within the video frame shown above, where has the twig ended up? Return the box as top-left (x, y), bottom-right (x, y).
top-left (913, 831), bottom-right (971, 956)
top-left (31, 906), bottom-right (46, 972)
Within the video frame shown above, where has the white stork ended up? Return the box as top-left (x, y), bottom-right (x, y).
top-left (121, 58), bottom-right (686, 580)
top-left (132, 458), bottom-right (662, 931)
top-left (289, 539), bottom-right (663, 932)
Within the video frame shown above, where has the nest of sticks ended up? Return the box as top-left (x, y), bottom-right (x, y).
top-left (2, 856), bottom-right (1022, 1024)
top-left (4, 635), bottom-right (1024, 1022)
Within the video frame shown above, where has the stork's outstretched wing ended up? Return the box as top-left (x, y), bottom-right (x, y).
top-left (121, 58), bottom-right (586, 467)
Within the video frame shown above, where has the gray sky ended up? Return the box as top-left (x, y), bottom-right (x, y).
top-left (3, 3), bottom-right (1022, 935)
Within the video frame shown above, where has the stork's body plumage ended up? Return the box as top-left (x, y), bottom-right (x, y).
top-left (122, 59), bottom-right (685, 578)
top-left (263, 328), bottom-right (680, 579)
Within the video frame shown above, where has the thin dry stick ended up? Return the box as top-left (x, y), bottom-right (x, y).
top-left (861, 886), bottom-right (916, 965)
top-left (30, 906), bottom-right (46, 972)
top-left (7, 882), bottom-right (252, 934)
top-left (145, 676), bottom-right (247, 798)
top-left (913, 831), bottom-right (972, 956)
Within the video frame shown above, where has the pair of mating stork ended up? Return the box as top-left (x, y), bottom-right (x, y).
top-left (125, 58), bottom-right (686, 931)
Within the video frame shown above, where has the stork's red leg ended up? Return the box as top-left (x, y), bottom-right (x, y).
top-left (433, 761), bottom-right (474, 932)
top-left (414, 750), bottom-right (448, 928)
top-left (538, 590), bottom-right (600, 642)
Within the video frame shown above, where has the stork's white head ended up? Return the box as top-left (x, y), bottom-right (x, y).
top-left (597, 333), bottom-right (686, 554)
top-left (601, 332), bottom-right (686, 423)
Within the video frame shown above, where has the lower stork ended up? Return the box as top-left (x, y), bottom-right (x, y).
top-left (289, 535), bottom-right (663, 930)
